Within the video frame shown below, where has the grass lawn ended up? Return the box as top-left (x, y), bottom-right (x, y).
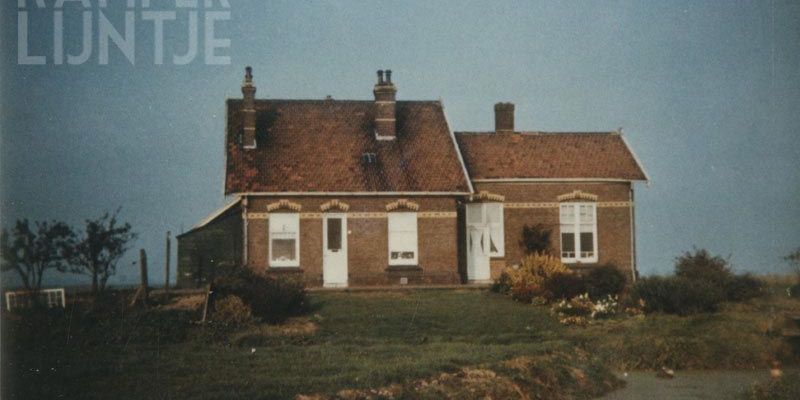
top-left (2, 290), bottom-right (577, 399)
top-left (2, 286), bottom-right (798, 399)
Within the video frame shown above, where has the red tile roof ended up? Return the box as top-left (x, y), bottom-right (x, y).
top-left (454, 132), bottom-right (648, 181)
top-left (225, 100), bottom-right (472, 194)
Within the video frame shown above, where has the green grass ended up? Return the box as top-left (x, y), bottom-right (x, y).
top-left (2, 287), bottom-right (797, 399)
top-left (2, 290), bottom-right (571, 399)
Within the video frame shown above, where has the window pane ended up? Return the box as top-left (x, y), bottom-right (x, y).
top-left (485, 204), bottom-right (501, 223)
top-left (271, 239), bottom-right (296, 261)
top-left (327, 218), bottom-right (342, 251)
top-left (560, 205), bottom-right (576, 224)
top-left (579, 232), bottom-right (594, 257)
top-left (466, 204), bottom-right (482, 224)
top-left (579, 205), bottom-right (594, 223)
top-left (561, 232), bottom-right (575, 258)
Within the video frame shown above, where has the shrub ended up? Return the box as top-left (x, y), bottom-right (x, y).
top-left (213, 295), bottom-right (253, 326)
top-left (490, 271), bottom-right (512, 295)
top-left (213, 266), bottom-right (308, 324)
top-left (505, 253), bottom-right (568, 303)
top-left (520, 224), bottom-right (552, 255)
top-left (545, 272), bottom-right (587, 301)
top-left (585, 265), bottom-right (627, 300)
top-left (630, 276), bottom-right (724, 315)
top-left (790, 284), bottom-right (800, 298)
top-left (724, 274), bottom-right (764, 302)
top-left (674, 248), bottom-right (732, 288)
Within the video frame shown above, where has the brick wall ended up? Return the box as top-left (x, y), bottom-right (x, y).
top-left (473, 181), bottom-right (636, 281)
top-left (245, 196), bottom-right (461, 286)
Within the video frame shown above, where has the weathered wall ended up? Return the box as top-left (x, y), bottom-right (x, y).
top-left (176, 207), bottom-right (243, 288)
top-left (473, 181), bottom-right (636, 281)
top-left (244, 196), bottom-right (462, 286)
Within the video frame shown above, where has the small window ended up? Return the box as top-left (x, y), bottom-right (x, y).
top-left (388, 212), bottom-right (418, 265)
top-left (560, 203), bottom-right (597, 263)
top-left (361, 152), bottom-right (377, 165)
top-left (269, 213), bottom-right (300, 267)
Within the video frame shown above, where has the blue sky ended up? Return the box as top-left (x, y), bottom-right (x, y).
top-left (1, 0), bottom-right (799, 287)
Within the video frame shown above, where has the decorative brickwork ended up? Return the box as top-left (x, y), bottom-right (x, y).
top-left (266, 199), bottom-right (302, 212)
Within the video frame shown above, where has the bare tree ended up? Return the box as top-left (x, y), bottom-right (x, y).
top-left (0, 219), bottom-right (74, 306)
top-left (67, 210), bottom-right (137, 295)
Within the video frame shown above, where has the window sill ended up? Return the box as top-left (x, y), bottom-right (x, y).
top-left (385, 265), bottom-right (422, 272)
top-left (267, 267), bottom-right (304, 274)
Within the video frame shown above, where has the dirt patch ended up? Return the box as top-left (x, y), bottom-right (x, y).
top-left (297, 351), bottom-right (622, 400)
top-left (159, 294), bottom-right (205, 312)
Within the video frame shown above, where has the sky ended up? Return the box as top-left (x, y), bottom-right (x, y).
top-left (1, 0), bottom-right (799, 288)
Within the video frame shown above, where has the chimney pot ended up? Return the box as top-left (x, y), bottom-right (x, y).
top-left (494, 102), bottom-right (515, 133)
top-left (385, 70), bottom-right (392, 84)
top-left (377, 70), bottom-right (384, 84)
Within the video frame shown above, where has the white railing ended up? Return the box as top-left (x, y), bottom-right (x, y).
top-left (5, 289), bottom-right (66, 311)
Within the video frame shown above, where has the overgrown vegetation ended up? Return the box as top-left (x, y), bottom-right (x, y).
top-left (785, 247), bottom-right (800, 298)
top-left (1, 282), bottom-right (797, 399)
top-left (212, 266), bottom-right (308, 324)
top-left (520, 223), bottom-right (552, 255)
top-left (631, 249), bottom-right (766, 315)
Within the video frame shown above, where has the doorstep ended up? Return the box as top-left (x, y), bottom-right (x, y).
top-left (308, 283), bottom-right (491, 292)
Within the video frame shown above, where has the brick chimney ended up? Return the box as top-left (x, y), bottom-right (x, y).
top-left (373, 69), bottom-right (397, 140)
top-left (242, 66), bottom-right (257, 149)
top-left (494, 102), bottom-right (515, 133)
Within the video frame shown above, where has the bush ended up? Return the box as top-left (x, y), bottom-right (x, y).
top-left (790, 284), bottom-right (800, 298)
top-left (675, 248), bottom-right (732, 288)
top-left (505, 253), bottom-right (568, 303)
top-left (545, 272), bottom-right (587, 301)
top-left (213, 295), bottom-right (254, 326)
top-left (490, 272), bottom-right (512, 295)
top-left (213, 266), bottom-right (308, 324)
top-left (520, 224), bottom-right (552, 255)
top-left (630, 276), bottom-right (724, 315)
top-left (585, 265), bottom-right (627, 300)
top-left (724, 274), bottom-right (765, 302)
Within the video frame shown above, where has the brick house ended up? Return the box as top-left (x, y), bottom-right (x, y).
top-left (176, 68), bottom-right (648, 288)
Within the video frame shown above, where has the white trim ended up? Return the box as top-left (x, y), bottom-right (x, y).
top-left (473, 178), bottom-right (640, 183)
top-left (375, 135), bottom-right (396, 141)
top-left (440, 98), bottom-right (476, 194)
top-left (374, 118), bottom-right (396, 122)
top-left (559, 202), bottom-right (599, 264)
top-left (374, 101), bottom-right (396, 104)
top-left (268, 212), bottom-right (301, 268)
top-left (190, 197), bottom-right (242, 231)
top-left (618, 132), bottom-right (651, 185)
top-left (232, 191), bottom-right (472, 197)
top-left (387, 212), bottom-right (419, 266)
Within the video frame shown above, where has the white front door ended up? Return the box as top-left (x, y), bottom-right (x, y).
top-left (323, 214), bottom-right (348, 288)
top-left (466, 204), bottom-right (491, 283)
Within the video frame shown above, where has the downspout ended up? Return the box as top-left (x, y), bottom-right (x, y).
top-left (629, 186), bottom-right (638, 282)
top-left (241, 196), bottom-right (249, 267)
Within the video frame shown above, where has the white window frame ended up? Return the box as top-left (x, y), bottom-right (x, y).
top-left (268, 213), bottom-right (300, 268)
top-left (466, 202), bottom-right (505, 257)
top-left (559, 202), bottom-right (598, 263)
top-left (387, 212), bottom-right (418, 266)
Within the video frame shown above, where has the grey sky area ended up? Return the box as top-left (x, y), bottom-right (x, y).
top-left (1, 1), bottom-right (799, 287)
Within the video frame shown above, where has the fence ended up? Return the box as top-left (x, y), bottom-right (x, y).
top-left (5, 289), bottom-right (66, 311)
